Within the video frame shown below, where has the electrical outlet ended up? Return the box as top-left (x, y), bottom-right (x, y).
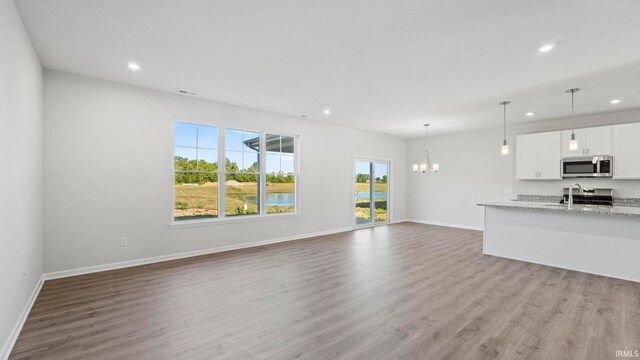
top-left (120, 237), bottom-right (129, 247)
top-left (532, 188), bottom-right (538, 195)
top-left (22, 269), bottom-right (27, 284)
top-left (635, 190), bottom-right (640, 198)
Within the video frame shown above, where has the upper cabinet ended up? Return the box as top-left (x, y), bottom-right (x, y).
top-left (561, 126), bottom-right (612, 158)
top-left (613, 123), bottom-right (640, 179)
top-left (517, 123), bottom-right (640, 180)
top-left (516, 134), bottom-right (539, 180)
top-left (516, 132), bottom-right (561, 180)
top-left (537, 132), bottom-right (562, 179)
top-left (587, 126), bottom-right (613, 155)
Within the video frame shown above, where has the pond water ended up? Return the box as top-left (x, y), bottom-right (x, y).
top-left (266, 193), bottom-right (295, 206)
top-left (227, 192), bottom-right (387, 206)
top-left (355, 192), bottom-right (388, 201)
top-left (227, 193), bottom-right (295, 206)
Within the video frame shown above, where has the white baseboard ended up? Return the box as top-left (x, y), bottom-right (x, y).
top-left (405, 218), bottom-right (484, 231)
top-left (43, 226), bottom-right (355, 281)
top-left (1, 220), bottom-right (456, 359)
top-left (1, 275), bottom-right (44, 360)
top-left (391, 218), bottom-right (410, 224)
top-left (42, 220), bottom-right (464, 281)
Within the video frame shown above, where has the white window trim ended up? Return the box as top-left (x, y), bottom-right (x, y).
top-left (170, 120), bottom-right (300, 228)
top-left (169, 212), bottom-right (301, 229)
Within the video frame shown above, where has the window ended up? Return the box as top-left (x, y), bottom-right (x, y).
top-left (265, 134), bottom-right (296, 214)
top-left (174, 122), bottom-right (219, 221)
top-left (173, 121), bottom-right (297, 223)
top-left (224, 129), bottom-right (260, 216)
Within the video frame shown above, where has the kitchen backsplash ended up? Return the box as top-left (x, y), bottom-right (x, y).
top-left (516, 194), bottom-right (563, 203)
top-left (515, 194), bottom-right (640, 207)
top-left (613, 198), bottom-right (640, 207)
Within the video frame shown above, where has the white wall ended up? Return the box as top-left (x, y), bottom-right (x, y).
top-left (0, 0), bottom-right (43, 356)
top-left (43, 70), bottom-right (407, 273)
top-left (407, 109), bottom-right (640, 229)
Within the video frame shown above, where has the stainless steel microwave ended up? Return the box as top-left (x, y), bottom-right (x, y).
top-left (562, 156), bottom-right (613, 178)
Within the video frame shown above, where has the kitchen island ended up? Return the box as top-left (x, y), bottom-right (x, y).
top-left (478, 201), bottom-right (640, 282)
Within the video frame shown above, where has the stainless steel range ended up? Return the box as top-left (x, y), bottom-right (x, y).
top-left (560, 188), bottom-right (613, 206)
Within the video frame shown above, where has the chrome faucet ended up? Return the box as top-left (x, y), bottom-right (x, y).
top-left (568, 183), bottom-right (583, 210)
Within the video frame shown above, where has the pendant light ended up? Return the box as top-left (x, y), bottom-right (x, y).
top-left (500, 101), bottom-right (511, 155)
top-left (566, 88), bottom-right (580, 151)
top-left (412, 124), bottom-right (439, 173)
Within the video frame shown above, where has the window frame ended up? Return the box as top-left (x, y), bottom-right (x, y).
top-left (173, 122), bottom-right (220, 220)
top-left (170, 119), bottom-right (300, 228)
top-left (221, 127), bottom-right (262, 218)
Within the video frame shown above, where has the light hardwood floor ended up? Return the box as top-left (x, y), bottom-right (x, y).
top-left (9, 223), bottom-right (640, 359)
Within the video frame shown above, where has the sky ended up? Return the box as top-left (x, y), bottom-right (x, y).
top-left (174, 122), bottom-right (294, 173)
top-left (356, 161), bottom-right (388, 179)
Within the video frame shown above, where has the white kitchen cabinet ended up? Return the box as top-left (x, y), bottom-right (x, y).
top-left (613, 123), bottom-right (640, 179)
top-left (561, 129), bottom-right (587, 157)
top-left (516, 134), bottom-right (539, 179)
top-left (561, 126), bottom-right (612, 157)
top-left (587, 126), bottom-right (613, 155)
top-left (516, 132), bottom-right (561, 180)
top-left (537, 132), bottom-right (562, 179)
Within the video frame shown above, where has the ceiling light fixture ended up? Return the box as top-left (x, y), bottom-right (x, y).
top-left (500, 101), bottom-right (511, 155)
top-left (128, 62), bottom-right (140, 71)
top-left (610, 99), bottom-right (621, 104)
top-left (537, 43), bottom-right (556, 53)
top-left (323, 109), bottom-right (331, 115)
top-left (412, 124), bottom-right (439, 174)
top-left (566, 88), bottom-right (580, 151)
top-left (526, 112), bottom-right (534, 117)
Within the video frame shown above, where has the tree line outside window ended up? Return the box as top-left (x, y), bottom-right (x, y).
top-left (174, 122), bottom-right (297, 221)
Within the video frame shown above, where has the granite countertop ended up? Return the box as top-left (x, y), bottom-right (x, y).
top-left (477, 201), bottom-right (640, 217)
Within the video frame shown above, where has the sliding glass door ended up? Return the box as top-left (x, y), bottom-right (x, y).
top-left (354, 160), bottom-right (390, 225)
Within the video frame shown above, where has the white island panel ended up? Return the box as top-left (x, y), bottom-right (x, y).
top-left (483, 206), bottom-right (640, 282)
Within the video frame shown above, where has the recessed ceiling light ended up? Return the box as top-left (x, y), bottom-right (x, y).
top-left (537, 43), bottom-right (556, 53)
top-left (526, 112), bottom-right (534, 117)
top-left (128, 62), bottom-right (140, 71)
top-left (610, 99), bottom-right (621, 104)
top-left (323, 109), bottom-right (331, 115)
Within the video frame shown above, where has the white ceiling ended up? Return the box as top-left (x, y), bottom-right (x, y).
top-left (14, 0), bottom-right (640, 138)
